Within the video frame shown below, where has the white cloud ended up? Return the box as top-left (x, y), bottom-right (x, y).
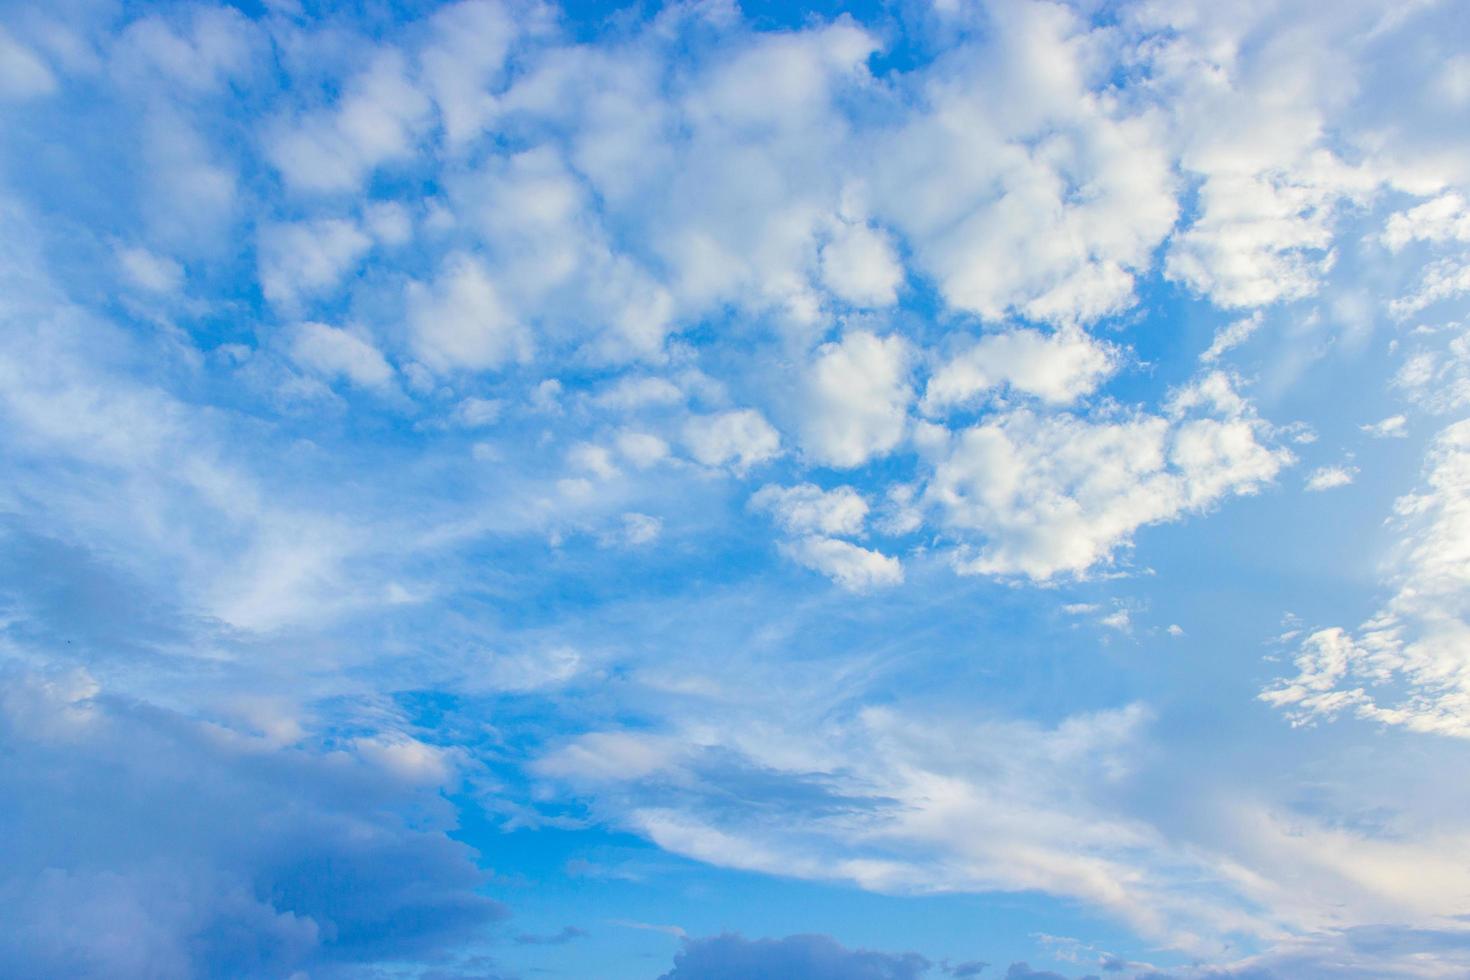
top-left (1165, 172), bottom-right (1343, 308)
top-left (595, 375), bottom-right (684, 411)
top-left (615, 430), bottom-right (670, 468)
top-left (780, 536), bottom-right (902, 592)
top-left (1304, 465), bottom-right (1356, 492)
top-left (1264, 419), bottom-right (1470, 737)
top-left (419, 0), bottom-right (522, 149)
top-left (535, 731), bottom-right (681, 783)
top-left (1361, 415), bottom-right (1407, 439)
top-left (870, 3), bottom-right (1176, 326)
top-left (1200, 312), bottom-right (1263, 363)
top-left (818, 220), bottom-right (903, 307)
top-left (112, 6), bottom-right (259, 93)
top-left (0, 27), bottom-right (57, 99)
top-left (353, 734), bottom-right (458, 787)
top-left (567, 442), bottom-right (618, 479)
top-left (115, 245), bottom-right (183, 293)
top-left (363, 200), bottom-right (413, 245)
top-left (453, 396), bottom-right (502, 427)
top-left (1390, 257), bottom-right (1470, 320)
top-left (924, 376), bottom-right (1289, 579)
top-left (750, 483), bottom-right (868, 537)
top-left (682, 409), bottom-right (781, 473)
top-left (922, 327), bottom-right (1116, 415)
top-left (257, 218), bottom-right (371, 308)
top-left (267, 48), bottom-right (431, 194)
top-left (289, 321), bottom-right (393, 389)
top-left (800, 331), bottom-right (911, 468)
top-left (1382, 193), bottom-right (1470, 252)
top-left (1392, 327), bottom-right (1470, 413)
top-left (618, 512), bottom-right (662, 546)
top-left (407, 253), bottom-right (531, 373)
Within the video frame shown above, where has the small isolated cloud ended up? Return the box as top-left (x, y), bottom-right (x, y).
top-left (617, 512), bottom-right (662, 546)
top-left (781, 536), bottom-right (902, 592)
top-left (289, 322), bottom-right (394, 389)
top-left (750, 483), bottom-right (868, 537)
top-left (1167, 624), bottom-right (1185, 637)
top-left (453, 396), bottom-right (502, 428)
top-left (683, 409), bottom-right (781, 473)
top-left (1360, 415), bottom-right (1407, 439)
top-left (1304, 465), bottom-right (1356, 492)
top-left (1200, 312), bottom-right (1263, 363)
top-left (658, 933), bottom-right (930, 980)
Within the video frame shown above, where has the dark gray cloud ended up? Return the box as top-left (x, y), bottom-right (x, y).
top-left (950, 961), bottom-right (990, 977)
top-left (0, 664), bottom-right (505, 979)
top-left (658, 932), bottom-right (932, 980)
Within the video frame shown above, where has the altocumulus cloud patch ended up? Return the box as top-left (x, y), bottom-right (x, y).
top-left (1, 0), bottom-right (1470, 977)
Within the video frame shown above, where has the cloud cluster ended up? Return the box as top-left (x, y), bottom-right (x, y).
top-left (1263, 419), bottom-right (1470, 737)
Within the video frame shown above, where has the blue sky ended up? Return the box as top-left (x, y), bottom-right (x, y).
top-left (2, 0), bottom-right (1470, 977)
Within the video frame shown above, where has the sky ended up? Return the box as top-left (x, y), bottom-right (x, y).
top-left (1, 0), bottom-right (1470, 977)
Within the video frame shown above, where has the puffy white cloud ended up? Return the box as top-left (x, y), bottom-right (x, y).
top-left (818, 220), bottom-right (904, 307)
top-left (682, 409), bottom-right (781, 473)
top-left (419, 0), bottom-right (522, 149)
top-left (780, 536), bottom-right (902, 591)
top-left (615, 430), bottom-right (671, 468)
top-left (567, 442), bottom-right (618, 479)
top-left (1263, 420), bottom-right (1470, 737)
top-left (871, 2), bottom-right (1176, 325)
top-left (922, 327), bottom-right (1116, 415)
top-left (1165, 171), bottom-right (1343, 308)
top-left (1383, 193), bottom-right (1470, 252)
top-left (257, 218), bottom-right (371, 308)
top-left (800, 331), bottom-right (912, 468)
top-left (111, 6), bottom-right (260, 93)
top-left (406, 253), bottom-right (531, 373)
top-left (923, 375), bottom-right (1289, 579)
top-left (750, 483), bottom-right (868, 537)
top-left (1304, 464), bottom-right (1356, 492)
top-left (289, 322), bottom-right (393, 389)
top-left (267, 48), bottom-right (432, 194)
